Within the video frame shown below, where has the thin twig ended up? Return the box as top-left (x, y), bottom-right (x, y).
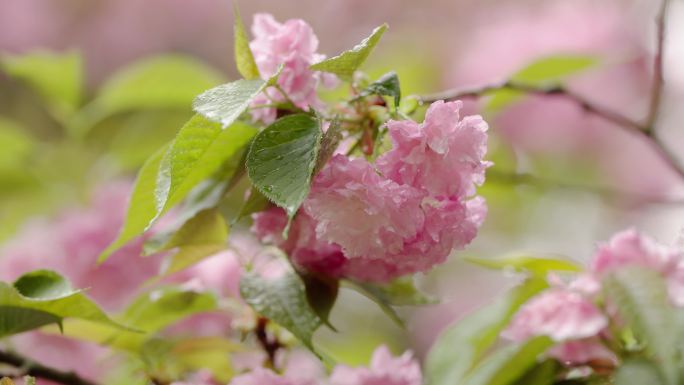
top-left (646, 0), bottom-right (671, 129)
top-left (0, 350), bottom-right (97, 385)
top-left (416, 0), bottom-right (684, 181)
top-left (417, 81), bottom-right (645, 131)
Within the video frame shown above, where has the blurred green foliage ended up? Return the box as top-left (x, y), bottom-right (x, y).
top-left (0, 52), bottom-right (225, 241)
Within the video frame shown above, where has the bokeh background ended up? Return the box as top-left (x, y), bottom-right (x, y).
top-left (2, 0), bottom-right (684, 366)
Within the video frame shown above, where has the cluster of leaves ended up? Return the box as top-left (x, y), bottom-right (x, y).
top-left (0, 52), bottom-right (225, 240)
top-left (86, 12), bottom-right (428, 360)
top-left (1, 5), bottom-right (674, 385)
top-left (425, 257), bottom-right (684, 385)
top-left (0, 10), bottom-right (425, 377)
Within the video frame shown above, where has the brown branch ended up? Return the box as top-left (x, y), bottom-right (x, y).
top-left (254, 317), bottom-right (281, 369)
top-left (416, 0), bottom-right (684, 181)
top-left (417, 81), bottom-right (645, 131)
top-left (0, 350), bottom-right (97, 385)
top-left (646, 0), bottom-right (671, 129)
top-left (418, 81), bottom-right (684, 180)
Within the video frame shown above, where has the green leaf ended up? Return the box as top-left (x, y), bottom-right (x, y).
top-left (103, 116), bottom-right (254, 263)
top-left (1, 51), bottom-right (82, 117)
top-left (155, 115), bottom-right (257, 218)
top-left (0, 307), bottom-right (62, 337)
top-left (0, 118), bottom-right (34, 168)
top-left (344, 281), bottom-right (404, 327)
top-left (462, 336), bottom-right (553, 385)
top-left (94, 55), bottom-right (224, 114)
top-left (122, 287), bottom-right (218, 333)
top-left (193, 79), bottom-right (266, 126)
top-left (161, 208), bottom-right (228, 250)
top-left (464, 254), bottom-right (582, 276)
top-left (485, 54), bottom-right (599, 115)
top-left (71, 56), bottom-right (223, 137)
top-left (313, 117), bottom-right (343, 175)
top-left (0, 270), bottom-right (129, 337)
top-left (298, 272), bottom-right (339, 329)
top-left (344, 277), bottom-right (436, 328)
top-left (246, 114), bottom-right (322, 218)
top-left (399, 96), bottom-right (419, 116)
top-left (360, 71), bottom-right (401, 108)
top-left (310, 24), bottom-right (388, 80)
top-left (240, 270), bottom-right (321, 350)
top-left (512, 359), bottom-right (560, 385)
top-left (484, 89), bottom-right (524, 116)
top-left (160, 208), bottom-right (230, 275)
top-left (233, 4), bottom-right (260, 80)
top-left (141, 337), bottom-right (237, 383)
top-left (104, 110), bottom-right (193, 170)
top-left (603, 268), bottom-right (680, 385)
top-left (47, 287), bottom-right (219, 352)
top-left (425, 278), bottom-right (548, 385)
top-left (352, 277), bottom-right (436, 307)
top-left (169, 337), bottom-right (237, 382)
top-left (233, 187), bottom-right (271, 224)
top-left (614, 358), bottom-right (666, 385)
top-left (99, 143), bottom-right (170, 263)
top-left (510, 55), bottom-right (600, 87)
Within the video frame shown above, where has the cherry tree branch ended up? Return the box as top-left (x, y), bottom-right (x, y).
top-left (646, 0), bottom-right (671, 129)
top-left (0, 350), bottom-right (98, 385)
top-left (417, 82), bottom-right (645, 132)
top-left (416, 0), bottom-right (684, 182)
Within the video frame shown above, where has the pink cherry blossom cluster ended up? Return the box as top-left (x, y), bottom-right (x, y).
top-left (249, 14), bottom-right (338, 123)
top-left (504, 228), bottom-right (684, 367)
top-left (229, 345), bottom-right (422, 385)
top-left (253, 100), bottom-right (490, 282)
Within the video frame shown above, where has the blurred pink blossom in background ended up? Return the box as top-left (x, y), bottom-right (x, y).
top-left (0, 181), bottom-right (162, 311)
top-left (329, 345), bottom-right (422, 385)
top-left (449, 0), bottom-right (681, 198)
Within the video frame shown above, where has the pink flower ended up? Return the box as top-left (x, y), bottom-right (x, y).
top-left (340, 196), bottom-right (484, 282)
top-left (231, 349), bottom-right (325, 384)
top-left (591, 228), bottom-right (679, 276)
top-left (377, 100), bottom-right (490, 198)
top-left (590, 229), bottom-right (684, 306)
top-left (253, 156), bottom-right (485, 282)
top-left (252, 206), bottom-right (346, 277)
top-left (279, 349), bottom-right (327, 383)
top-left (329, 345), bottom-right (422, 385)
top-left (252, 100), bottom-right (489, 282)
top-left (547, 339), bottom-right (617, 366)
top-left (503, 289), bottom-right (607, 342)
top-left (178, 250), bottom-right (243, 298)
top-left (9, 332), bottom-right (113, 385)
top-left (305, 155), bottom-right (426, 259)
top-left (249, 13), bottom-right (337, 123)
